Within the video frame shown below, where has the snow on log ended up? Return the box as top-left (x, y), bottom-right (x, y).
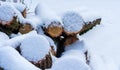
top-left (72, 8), bottom-right (101, 35)
top-left (20, 34), bottom-right (52, 69)
top-left (0, 31), bottom-right (37, 48)
top-left (35, 3), bottom-right (63, 38)
top-left (0, 3), bottom-right (28, 35)
top-left (52, 50), bottom-right (90, 70)
top-left (61, 11), bottom-right (84, 36)
top-left (0, 47), bottom-right (40, 70)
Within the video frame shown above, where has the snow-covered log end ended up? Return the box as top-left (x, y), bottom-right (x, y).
top-left (62, 11), bottom-right (85, 36)
top-left (44, 21), bottom-right (63, 38)
top-left (61, 10), bottom-right (101, 36)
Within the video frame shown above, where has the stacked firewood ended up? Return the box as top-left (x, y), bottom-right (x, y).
top-left (0, 1), bottom-right (101, 70)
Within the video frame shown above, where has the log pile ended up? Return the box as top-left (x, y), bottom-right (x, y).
top-left (0, 1), bottom-right (102, 70)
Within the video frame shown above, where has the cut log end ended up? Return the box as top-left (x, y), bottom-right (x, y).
top-left (45, 21), bottom-right (63, 38)
top-left (62, 11), bottom-right (84, 36)
top-left (19, 24), bottom-right (33, 34)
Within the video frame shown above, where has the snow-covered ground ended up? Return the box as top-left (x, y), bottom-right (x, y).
top-left (39, 0), bottom-right (120, 69)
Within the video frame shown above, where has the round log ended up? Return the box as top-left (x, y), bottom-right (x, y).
top-left (62, 11), bottom-right (84, 36)
top-left (19, 23), bottom-right (33, 34)
top-left (35, 3), bottom-right (63, 38)
top-left (44, 21), bottom-right (63, 38)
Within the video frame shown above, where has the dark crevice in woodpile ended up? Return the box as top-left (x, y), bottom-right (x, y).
top-left (0, 17), bottom-right (21, 35)
top-left (31, 53), bottom-right (52, 70)
top-left (16, 46), bottom-right (21, 55)
top-left (56, 37), bottom-right (65, 58)
top-left (0, 67), bottom-right (4, 70)
top-left (79, 18), bottom-right (101, 35)
top-left (56, 34), bottom-right (79, 58)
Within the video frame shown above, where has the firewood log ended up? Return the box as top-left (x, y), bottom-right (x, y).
top-left (0, 17), bottom-right (21, 35)
top-left (64, 35), bottom-right (79, 46)
top-left (19, 23), bottom-right (33, 34)
top-left (61, 11), bottom-right (85, 36)
top-left (0, 3), bottom-right (26, 35)
top-left (79, 18), bottom-right (101, 35)
top-left (35, 3), bottom-right (63, 38)
top-left (43, 21), bottom-right (63, 38)
top-left (31, 53), bottom-right (52, 70)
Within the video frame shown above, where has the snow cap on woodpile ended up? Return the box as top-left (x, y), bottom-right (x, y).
top-left (61, 10), bottom-right (84, 35)
top-left (35, 3), bottom-right (63, 37)
top-left (0, 46), bottom-right (40, 70)
top-left (52, 51), bottom-right (90, 70)
top-left (0, 4), bottom-right (16, 25)
top-left (20, 34), bottom-right (51, 62)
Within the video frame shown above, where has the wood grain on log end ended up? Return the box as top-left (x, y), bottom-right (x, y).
top-left (79, 18), bottom-right (101, 35)
top-left (19, 24), bottom-right (33, 34)
top-left (45, 21), bottom-right (63, 38)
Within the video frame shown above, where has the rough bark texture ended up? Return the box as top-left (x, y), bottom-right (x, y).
top-left (31, 53), bottom-right (52, 70)
top-left (19, 24), bottom-right (33, 34)
top-left (44, 21), bottom-right (63, 38)
top-left (22, 8), bottom-right (26, 18)
top-left (64, 35), bottom-right (79, 46)
top-left (50, 46), bottom-right (56, 56)
top-left (79, 18), bottom-right (101, 35)
top-left (0, 17), bottom-right (21, 35)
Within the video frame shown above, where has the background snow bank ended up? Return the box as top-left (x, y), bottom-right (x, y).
top-left (0, 47), bottom-right (40, 70)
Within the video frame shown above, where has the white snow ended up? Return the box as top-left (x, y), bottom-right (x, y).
top-left (0, 32), bottom-right (9, 44)
top-left (0, 46), bottom-right (40, 70)
top-left (43, 35), bottom-right (57, 52)
top-left (0, 4), bottom-right (15, 22)
top-left (65, 39), bottom-right (87, 53)
top-left (52, 54), bottom-right (90, 70)
top-left (61, 11), bottom-right (84, 33)
top-left (20, 34), bottom-right (50, 62)
top-left (12, 3), bottom-right (26, 12)
top-left (35, 2), bottom-right (63, 28)
top-left (0, 31), bottom-right (37, 48)
top-left (89, 53), bottom-right (119, 70)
